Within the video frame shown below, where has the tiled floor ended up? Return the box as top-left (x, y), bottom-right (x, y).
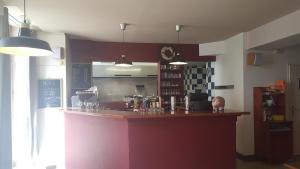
top-left (237, 157), bottom-right (300, 169)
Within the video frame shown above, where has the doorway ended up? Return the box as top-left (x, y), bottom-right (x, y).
top-left (287, 64), bottom-right (300, 155)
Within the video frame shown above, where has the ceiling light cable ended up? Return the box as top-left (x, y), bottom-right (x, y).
top-left (115, 23), bottom-right (133, 67)
top-left (23, 0), bottom-right (26, 23)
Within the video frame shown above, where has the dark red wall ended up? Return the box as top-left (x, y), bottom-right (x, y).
top-left (70, 39), bottom-right (216, 63)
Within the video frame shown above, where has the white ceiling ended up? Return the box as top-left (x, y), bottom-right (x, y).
top-left (3, 0), bottom-right (300, 44)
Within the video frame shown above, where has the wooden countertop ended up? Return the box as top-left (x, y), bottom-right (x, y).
top-left (63, 108), bottom-right (249, 120)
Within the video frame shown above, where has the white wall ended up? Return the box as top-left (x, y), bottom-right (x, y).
top-left (206, 38), bottom-right (300, 156)
top-left (214, 33), bottom-right (245, 111)
top-left (199, 41), bottom-right (225, 56)
top-left (243, 45), bottom-right (300, 154)
top-left (210, 33), bottom-right (247, 155)
top-left (241, 8), bottom-right (300, 155)
top-left (33, 32), bottom-right (67, 168)
top-left (198, 36), bottom-right (245, 110)
top-left (245, 9), bottom-right (300, 49)
top-left (199, 8), bottom-right (300, 155)
top-left (35, 32), bottom-right (67, 107)
top-left (204, 36), bottom-right (300, 156)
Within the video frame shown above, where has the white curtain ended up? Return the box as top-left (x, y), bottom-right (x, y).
top-left (11, 56), bottom-right (34, 168)
top-left (9, 38), bottom-right (65, 169)
top-left (8, 17), bottom-right (39, 169)
top-left (0, 7), bottom-right (12, 169)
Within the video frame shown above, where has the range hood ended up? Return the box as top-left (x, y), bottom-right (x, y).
top-left (92, 62), bottom-right (157, 77)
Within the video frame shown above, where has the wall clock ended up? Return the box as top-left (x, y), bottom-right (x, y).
top-left (160, 46), bottom-right (175, 61)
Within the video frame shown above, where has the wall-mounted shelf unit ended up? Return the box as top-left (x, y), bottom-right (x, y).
top-left (158, 62), bottom-right (184, 110)
top-left (254, 87), bottom-right (293, 163)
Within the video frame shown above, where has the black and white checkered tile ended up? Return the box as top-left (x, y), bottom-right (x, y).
top-left (184, 62), bottom-right (215, 101)
top-left (206, 62), bottom-right (215, 101)
top-left (184, 63), bottom-right (207, 94)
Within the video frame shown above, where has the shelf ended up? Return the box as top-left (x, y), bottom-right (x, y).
top-left (263, 92), bottom-right (284, 96)
top-left (160, 78), bottom-right (182, 80)
top-left (160, 94), bottom-right (184, 97)
top-left (269, 128), bottom-right (291, 132)
top-left (161, 86), bottom-right (180, 88)
top-left (162, 102), bottom-right (185, 105)
top-left (268, 120), bottom-right (292, 124)
top-left (160, 69), bottom-right (181, 72)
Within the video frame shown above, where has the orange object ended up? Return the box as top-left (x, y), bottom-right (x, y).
top-left (275, 80), bottom-right (286, 91)
top-left (246, 52), bottom-right (256, 65)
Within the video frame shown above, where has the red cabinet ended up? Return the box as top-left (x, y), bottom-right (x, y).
top-left (254, 87), bottom-right (293, 163)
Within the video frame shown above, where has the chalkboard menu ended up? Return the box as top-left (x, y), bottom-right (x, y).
top-left (72, 63), bottom-right (92, 89)
top-left (38, 79), bottom-right (61, 108)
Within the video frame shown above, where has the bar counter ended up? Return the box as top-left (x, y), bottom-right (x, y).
top-left (64, 108), bottom-right (248, 119)
top-left (64, 109), bottom-right (249, 169)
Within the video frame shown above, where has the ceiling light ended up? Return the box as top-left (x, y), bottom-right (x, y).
top-left (92, 62), bottom-right (115, 66)
top-left (115, 54), bottom-right (133, 67)
top-left (169, 25), bottom-right (187, 65)
top-left (169, 53), bottom-right (188, 65)
top-left (107, 67), bottom-right (141, 72)
top-left (115, 23), bottom-right (133, 67)
top-left (0, 0), bottom-right (53, 56)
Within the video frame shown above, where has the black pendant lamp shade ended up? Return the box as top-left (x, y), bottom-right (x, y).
top-left (0, 0), bottom-right (53, 56)
top-left (0, 25), bottom-right (53, 56)
top-left (169, 52), bottom-right (187, 65)
top-left (169, 25), bottom-right (188, 65)
top-left (115, 54), bottom-right (133, 67)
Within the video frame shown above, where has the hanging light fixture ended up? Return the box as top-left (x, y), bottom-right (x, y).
top-left (115, 23), bottom-right (133, 67)
top-left (169, 24), bottom-right (187, 65)
top-left (0, 0), bottom-right (53, 56)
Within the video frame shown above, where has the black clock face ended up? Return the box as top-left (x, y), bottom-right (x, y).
top-left (161, 46), bottom-right (175, 61)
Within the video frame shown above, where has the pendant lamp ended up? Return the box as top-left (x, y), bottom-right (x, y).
top-left (115, 23), bottom-right (133, 67)
top-left (0, 0), bottom-right (53, 56)
top-left (169, 25), bottom-right (187, 65)
top-left (115, 54), bottom-right (133, 67)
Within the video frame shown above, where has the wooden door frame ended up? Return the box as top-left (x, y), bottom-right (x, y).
top-left (287, 63), bottom-right (300, 155)
top-left (287, 64), bottom-right (300, 120)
